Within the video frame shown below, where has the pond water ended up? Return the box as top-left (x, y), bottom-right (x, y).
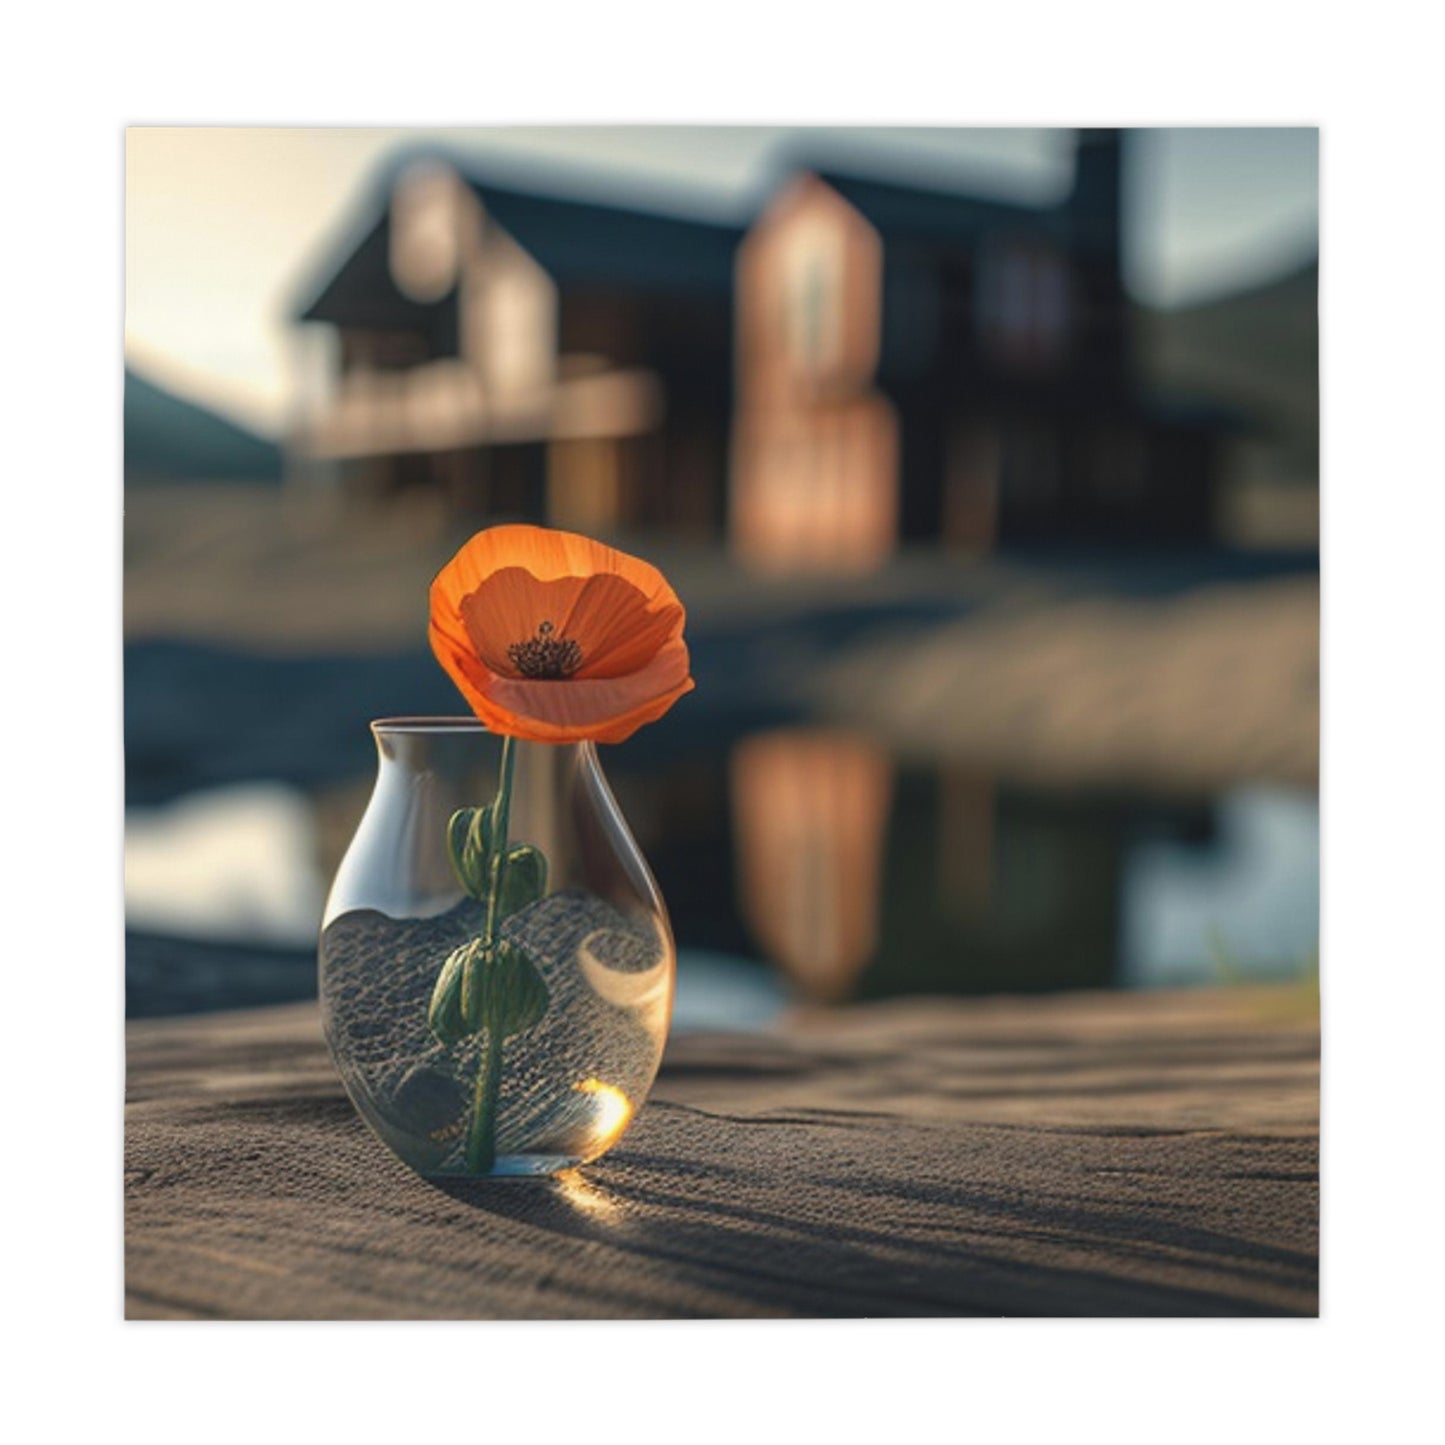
top-left (125, 737), bottom-right (1318, 1026)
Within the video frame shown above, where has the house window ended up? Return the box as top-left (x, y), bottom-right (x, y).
top-left (977, 240), bottom-right (1073, 369)
top-left (341, 329), bottom-right (428, 373)
top-left (782, 220), bottom-right (845, 376)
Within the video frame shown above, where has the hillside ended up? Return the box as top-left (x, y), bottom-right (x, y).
top-left (1135, 261), bottom-right (1320, 489)
top-left (124, 367), bottom-right (283, 485)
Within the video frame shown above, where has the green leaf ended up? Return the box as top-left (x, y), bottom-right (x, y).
top-left (459, 936), bottom-right (492, 1033)
top-left (496, 843), bottom-right (548, 920)
top-left (482, 940), bottom-right (550, 1040)
top-left (428, 939), bottom-right (476, 1045)
top-left (446, 806), bottom-right (493, 899)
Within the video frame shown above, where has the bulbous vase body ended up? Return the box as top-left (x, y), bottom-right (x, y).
top-left (319, 719), bottom-right (675, 1178)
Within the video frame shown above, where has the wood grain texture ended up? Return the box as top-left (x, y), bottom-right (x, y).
top-left (125, 987), bottom-right (1318, 1319)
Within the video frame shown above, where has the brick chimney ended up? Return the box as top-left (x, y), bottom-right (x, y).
top-left (1065, 128), bottom-right (1128, 379)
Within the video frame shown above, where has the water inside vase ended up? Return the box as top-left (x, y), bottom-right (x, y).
top-left (321, 889), bottom-right (671, 1175)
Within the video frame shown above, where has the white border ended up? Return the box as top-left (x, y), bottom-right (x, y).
top-left (6, 2), bottom-right (1443, 1441)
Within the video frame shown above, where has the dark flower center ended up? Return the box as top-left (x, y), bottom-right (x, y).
top-left (507, 620), bottom-right (583, 680)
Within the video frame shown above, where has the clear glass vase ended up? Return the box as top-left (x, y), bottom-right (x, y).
top-left (319, 719), bottom-right (675, 1178)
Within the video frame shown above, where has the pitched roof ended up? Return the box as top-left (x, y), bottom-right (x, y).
top-left (813, 167), bottom-right (1063, 247)
top-left (293, 148), bottom-right (745, 325)
top-left (293, 139), bottom-right (1100, 327)
top-left (461, 179), bottom-right (743, 294)
top-left (296, 210), bottom-right (447, 328)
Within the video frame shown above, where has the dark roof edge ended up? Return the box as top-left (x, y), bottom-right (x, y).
top-left (753, 133), bottom-right (1071, 217)
top-left (292, 135), bottom-right (1092, 323)
top-left (289, 141), bottom-right (752, 321)
top-left (288, 159), bottom-right (397, 323)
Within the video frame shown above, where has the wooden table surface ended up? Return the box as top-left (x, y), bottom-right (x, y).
top-left (124, 986), bottom-right (1319, 1319)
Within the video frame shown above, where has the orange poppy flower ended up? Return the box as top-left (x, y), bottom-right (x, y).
top-left (429, 524), bottom-right (694, 745)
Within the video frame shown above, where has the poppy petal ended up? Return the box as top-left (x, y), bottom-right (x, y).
top-left (457, 569), bottom-right (588, 675)
top-left (479, 639), bottom-right (694, 744)
top-left (429, 524), bottom-right (693, 742)
top-left (428, 618), bottom-right (499, 724)
top-left (553, 572), bottom-right (682, 680)
top-left (432, 523), bottom-right (677, 599)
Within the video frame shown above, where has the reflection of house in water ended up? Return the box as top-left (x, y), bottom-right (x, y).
top-left (871, 774), bottom-right (1115, 996)
top-left (729, 730), bottom-right (894, 1002)
top-left (621, 734), bottom-right (1221, 1002)
top-left (291, 132), bottom-right (1227, 565)
top-left (722, 736), bottom-right (1145, 1000)
top-left (870, 776), bottom-right (1219, 997)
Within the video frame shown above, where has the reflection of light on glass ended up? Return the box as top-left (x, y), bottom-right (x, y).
top-left (552, 1167), bottom-right (622, 1221)
top-left (575, 1078), bottom-right (634, 1154)
top-left (577, 926), bottom-right (673, 1038)
top-left (577, 927), bottom-right (671, 1009)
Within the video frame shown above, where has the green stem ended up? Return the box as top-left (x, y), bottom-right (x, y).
top-left (464, 733), bottom-right (516, 1174)
top-left (483, 735), bottom-right (517, 938)
top-left (465, 1024), bottom-right (505, 1174)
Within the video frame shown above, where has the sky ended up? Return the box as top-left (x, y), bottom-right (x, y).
top-left (124, 126), bottom-right (1318, 437)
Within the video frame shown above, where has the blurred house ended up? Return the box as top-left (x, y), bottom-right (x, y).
top-left (290, 153), bottom-right (739, 537)
top-left (291, 132), bottom-right (1230, 565)
top-left (734, 131), bottom-right (1228, 569)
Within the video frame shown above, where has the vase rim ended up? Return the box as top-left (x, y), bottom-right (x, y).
top-left (370, 716), bottom-right (492, 735)
top-left (369, 719), bottom-right (597, 755)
